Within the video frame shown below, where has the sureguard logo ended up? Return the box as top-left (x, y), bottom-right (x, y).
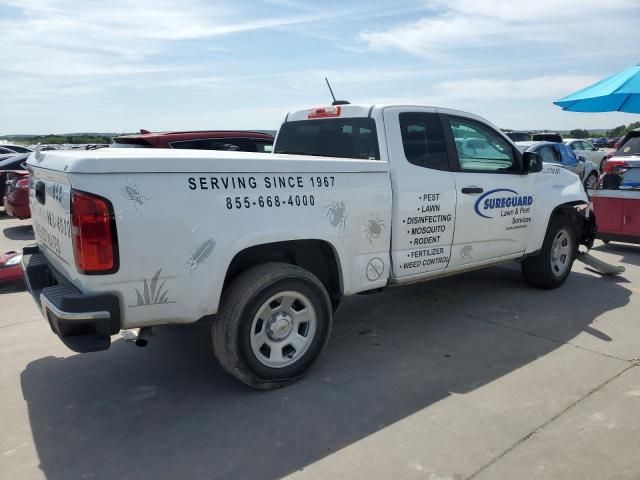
top-left (474, 188), bottom-right (534, 219)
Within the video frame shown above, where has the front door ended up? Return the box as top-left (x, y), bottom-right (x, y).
top-left (383, 107), bottom-right (457, 280)
top-left (443, 114), bottom-right (535, 268)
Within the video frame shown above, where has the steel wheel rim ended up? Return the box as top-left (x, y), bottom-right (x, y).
top-left (550, 228), bottom-right (572, 277)
top-left (250, 291), bottom-right (317, 368)
top-left (586, 174), bottom-right (598, 191)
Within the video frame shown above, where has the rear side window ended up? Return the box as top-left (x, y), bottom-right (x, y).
top-left (274, 118), bottom-right (380, 159)
top-left (171, 138), bottom-right (269, 152)
top-left (399, 112), bottom-right (449, 170)
top-left (617, 135), bottom-right (640, 157)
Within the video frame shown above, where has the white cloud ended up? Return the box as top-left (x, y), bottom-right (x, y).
top-left (433, 75), bottom-right (600, 100)
top-left (360, 0), bottom-right (639, 55)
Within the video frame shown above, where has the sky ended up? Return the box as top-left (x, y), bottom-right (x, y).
top-left (1, 0), bottom-right (639, 134)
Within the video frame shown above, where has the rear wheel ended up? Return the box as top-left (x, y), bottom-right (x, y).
top-left (600, 157), bottom-right (607, 172)
top-left (522, 215), bottom-right (576, 289)
top-left (213, 262), bottom-right (332, 389)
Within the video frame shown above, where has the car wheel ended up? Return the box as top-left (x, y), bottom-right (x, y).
top-left (584, 172), bottom-right (598, 194)
top-left (600, 157), bottom-right (607, 172)
top-left (522, 214), bottom-right (576, 289)
top-left (213, 262), bottom-right (332, 389)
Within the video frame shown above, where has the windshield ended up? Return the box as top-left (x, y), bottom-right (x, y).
top-left (616, 135), bottom-right (640, 157)
top-left (274, 118), bottom-right (380, 160)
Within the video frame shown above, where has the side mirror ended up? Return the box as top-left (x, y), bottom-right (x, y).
top-left (523, 151), bottom-right (542, 174)
top-left (578, 156), bottom-right (586, 163)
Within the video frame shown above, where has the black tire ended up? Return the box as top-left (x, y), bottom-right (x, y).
top-left (600, 157), bottom-right (607, 172)
top-left (521, 214), bottom-right (577, 289)
top-left (213, 262), bottom-right (332, 390)
top-left (584, 172), bottom-right (598, 194)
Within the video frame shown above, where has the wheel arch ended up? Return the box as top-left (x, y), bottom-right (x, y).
top-left (526, 200), bottom-right (589, 254)
top-left (222, 239), bottom-right (344, 311)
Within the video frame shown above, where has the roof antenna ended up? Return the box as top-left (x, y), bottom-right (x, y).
top-left (325, 77), bottom-right (350, 106)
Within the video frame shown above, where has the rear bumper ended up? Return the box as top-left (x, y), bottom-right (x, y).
top-left (22, 245), bottom-right (121, 352)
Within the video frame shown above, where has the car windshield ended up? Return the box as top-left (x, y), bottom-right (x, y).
top-left (616, 135), bottom-right (640, 157)
top-left (274, 118), bottom-right (380, 160)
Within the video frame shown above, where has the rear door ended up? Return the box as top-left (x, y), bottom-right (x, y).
top-left (383, 107), bottom-right (456, 279)
top-left (443, 114), bottom-right (535, 268)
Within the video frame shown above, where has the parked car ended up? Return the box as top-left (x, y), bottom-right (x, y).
top-left (592, 137), bottom-right (608, 148)
top-left (516, 141), bottom-right (599, 191)
top-left (0, 153), bottom-right (30, 208)
top-left (563, 139), bottom-right (608, 172)
top-left (505, 131), bottom-right (531, 142)
top-left (606, 137), bottom-right (621, 148)
top-left (111, 130), bottom-right (274, 152)
top-left (592, 167), bottom-right (640, 244)
top-left (0, 144), bottom-right (32, 154)
top-left (0, 251), bottom-right (24, 284)
top-left (602, 129), bottom-right (640, 173)
top-left (0, 146), bottom-right (20, 161)
top-left (3, 169), bottom-right (30, 219)
top-left (531, 133), bottom-right (563, 143)
top-left (23, 103), bottom-right (595, 389)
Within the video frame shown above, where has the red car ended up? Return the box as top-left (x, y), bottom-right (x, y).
top-left (3, 170), bottom-right (30, 219)
top-left (592, 168), bottom-right (640, 244)
top-left (112, 130), bottom-right (274, 152)
top-left (0, 251), bottom-right (24, 284)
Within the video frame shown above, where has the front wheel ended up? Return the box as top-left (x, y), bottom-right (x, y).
top-left (522, 215), bottom-right (576, 289)
top-left (584, 172), bottom-right (598, 194)
top-left (212, 262), bottom-right (333, 389)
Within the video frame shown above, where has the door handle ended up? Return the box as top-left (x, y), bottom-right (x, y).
top-left (35, 181), bottom-right (46, 204)
top-left (461, 187), bottom-right (483, 194)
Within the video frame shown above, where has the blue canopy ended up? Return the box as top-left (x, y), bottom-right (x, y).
top-left (554, 63), bottom-right (640, 113)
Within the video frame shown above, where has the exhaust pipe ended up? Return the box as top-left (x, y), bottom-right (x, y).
top-left (122, 327), bottom-right (153, 347)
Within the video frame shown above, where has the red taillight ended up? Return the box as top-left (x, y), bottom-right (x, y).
top-left (71, 190), bottom-right (118, 274)
top-left (308, 106), bottom-right (341, 118)
top-left (603, 159), bottom-right (628, 173)
top-left (15, 178), bottom-right (29, 189)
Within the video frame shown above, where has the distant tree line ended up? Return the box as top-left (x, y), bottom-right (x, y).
top-left (503, 121), bottom-right (640, 139)
top-left (0, 134), bottom-right (122, 145)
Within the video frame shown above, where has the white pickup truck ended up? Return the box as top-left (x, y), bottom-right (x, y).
top-left (23, 104), bottom-right (595, 389)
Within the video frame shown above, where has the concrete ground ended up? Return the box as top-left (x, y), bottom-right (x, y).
top-left (1, 213), bottom-right (639, 480)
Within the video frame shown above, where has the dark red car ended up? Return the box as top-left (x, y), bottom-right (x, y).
top-left (3, 170), bottom-right (30, 219)
top-left (112, 130), bottom-right (274, 152)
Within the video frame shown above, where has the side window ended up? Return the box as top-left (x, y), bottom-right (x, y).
top-left (568, 142), bottom-right (579, 151)
top-left (538, 145), bottom-right (559, 163)
top-left (447, 117), bottom-right (517, 173)
top-left (399, 112), bottom-right (449, 170)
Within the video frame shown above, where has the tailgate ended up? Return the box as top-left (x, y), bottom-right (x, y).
top-left (28, 165), bottom-right (76, 276)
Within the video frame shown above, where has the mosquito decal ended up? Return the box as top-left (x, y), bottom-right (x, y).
top-left (364, 215), bottom-right (385, 243)
top-left (185, 238), bottom-right (216, 272)
top-left (130, 269), bottom-right (175, 307)
top-left (326, 201), bottom-right (346, 230)
top-left (121, 180), bottom-right (149, 209)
